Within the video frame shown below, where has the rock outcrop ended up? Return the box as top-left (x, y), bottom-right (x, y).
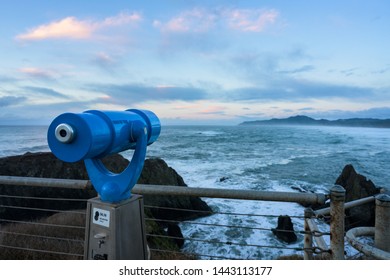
top-left (335, 164), bottom-right (381, 229)
top-left (139, 158), bottom-right (211, 221)
top-left (272, 215), bottom-right (297, 244)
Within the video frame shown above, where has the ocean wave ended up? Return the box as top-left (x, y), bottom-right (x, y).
top-left (195, 130), bottom-right (225, 137)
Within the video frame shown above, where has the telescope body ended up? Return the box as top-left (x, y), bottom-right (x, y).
top-left (48, 109), bottom-right (160, 163)
top-left (47, 109), bottom-right (160, 202)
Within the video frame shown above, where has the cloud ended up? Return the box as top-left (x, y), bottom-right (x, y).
top-left (19, 67), bottom-right (56, 80)
top-left (299, 107), bottom-right (315, 111)
top-left (278, 65), bottom-right (315, 74)
top-left (228, 51), bottom-right (280, 82)
top-left (199, 105), bottom-right (227, 115)
top-left (0, 96), bottom-right (26, 107)
top-left (224, 8), bottom-right (279, 32)
top-left (0, 99), bottom-right (99, 125)
top-left (23, 86), bottom-right (69, 99)
top-left (100, 12), bottom-right (142, 27)
top-left (16, 12), bottom-right (142, 41)
top-left (340, 67), bottom-right (359, 77)
top-left (154, 7), bottom-right (280, 34)
top-left (91, 52), bottom-right (117, 72)
top-left (0, 75), bottom-right (18, 83)
top-left (372, 65), bottom-right (390, 75)
top-left (352, 107), bottom-right (390, 118)
top-left (153, 8), bottom-right (215, 33)
top-left (16, 17), bottom-right (93, 40)
top-left (227, 81), bottom-right (380, 102)
top-left (222, 49), bottom-right (387, 103)
top-left (152, 8), bottom-right (280, 52)
top-left (87, 83), bottom-right (207, 104)
top-left (308, 107), bottom-right (390, 120)
top-left (227, 49), bottom-right (315, 83)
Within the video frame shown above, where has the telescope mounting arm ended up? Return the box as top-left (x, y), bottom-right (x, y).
top-left (84, 120), bottom-right (148, 203)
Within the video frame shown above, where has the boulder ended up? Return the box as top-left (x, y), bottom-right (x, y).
top-left (140, 157), bottom-right (211, 221)
top-left (167, 223), bottom-right (185, 248)
top-left (272, 215), bottom-right (297, 244)
top-left (219, 177), bottom-right (229, 182)
top-left (335, 164), bottom-right (381, 228)
top-left (0, 152), bottom-right (96, 221)
top-left (140, 157), bottom-right (187, 186)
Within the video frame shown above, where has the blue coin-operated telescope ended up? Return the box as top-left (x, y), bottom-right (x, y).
top-left (48, 108), bottom-right (160, 259)
top-left (47, 109), bottom-right (161, 203)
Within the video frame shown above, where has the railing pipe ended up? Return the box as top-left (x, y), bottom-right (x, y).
top-left (329, 185), bottom-right (345, 260)
top-left (303, 208), bottom-right (313, 260)
top-left (346, 227), bottom-right (390, 260)
top-left (306, 218), bottom-right (328, 253)
top-left (375, 194), bottom-right (390, 252)
top-left (314, 195), bottom-right (375, 217)
top-left (134, 184), bottom-right (326, 204)
top-left (0, 176), bottom-right (327, 205)
top-left (0, 175), bottom-right (91, 189)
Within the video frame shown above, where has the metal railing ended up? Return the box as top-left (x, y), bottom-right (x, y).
top-left (0, 199), bottom-right (86, 259)
top-left (1, 175), bottom-right (389, 260)
top-left (0, 176), bottom-right (326, 204)
top-left (303, 187), bottom-right (390, 260)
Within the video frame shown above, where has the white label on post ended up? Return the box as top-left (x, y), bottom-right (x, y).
top-left (92, 208), bottom-right (110, 228)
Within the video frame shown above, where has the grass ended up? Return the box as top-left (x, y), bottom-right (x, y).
top-left (0, 211), bottom-right (85, 260)
top-left (0, 210), bottom-right (191, 260)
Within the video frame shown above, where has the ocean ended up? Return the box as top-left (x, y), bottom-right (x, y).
top-left (1, 124), bottom-right (389, 259)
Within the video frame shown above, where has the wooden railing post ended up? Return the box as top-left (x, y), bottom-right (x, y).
top-left (304, 208), bottom-right (313, 260)
top-left (330, 185), bottom-right (345, 260)
top-left (375, 194), bottom-right (390, 252)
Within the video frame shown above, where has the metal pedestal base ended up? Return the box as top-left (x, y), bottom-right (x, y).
top-left (84, 195), bottom-right (148, 260)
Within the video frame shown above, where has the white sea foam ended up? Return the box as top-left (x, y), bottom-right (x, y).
top-left (195, 130), bottom-right (225, 137)
top-left (149, 125), bottom-right (390, 259)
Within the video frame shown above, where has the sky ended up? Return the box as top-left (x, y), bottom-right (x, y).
top-left (0, 0), bottom-right (389, 125)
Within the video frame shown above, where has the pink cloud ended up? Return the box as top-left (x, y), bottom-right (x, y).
top-left (100, 12), bottom-right (142, 27)
top-left (16, 12), bottom-right (142, 41)
top-left (19, 67), bottom-right (56, 80)
top-left (16, 17), bottom-right (92, 40)
top-left (173, 104), bottom-right (200, 110)
top-left (225, 9), bottom-right (279, 32)
top-left (153, 8), bottom-right (215, 33)
top-left (200, 105), bottom-right (226, 114)
top-left (154, 8), bottom-right (279, 34)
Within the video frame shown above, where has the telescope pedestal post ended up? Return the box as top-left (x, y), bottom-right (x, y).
top-left (84, 195), bottom-right (148, 260)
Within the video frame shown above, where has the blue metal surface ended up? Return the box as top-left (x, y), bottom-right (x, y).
top-left (47, 109), bottom-right (160, 202)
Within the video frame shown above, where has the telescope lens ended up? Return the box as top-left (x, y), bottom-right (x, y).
top-left (55, 123), bottom-right (75, 144)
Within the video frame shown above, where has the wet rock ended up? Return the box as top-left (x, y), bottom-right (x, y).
top-left (139, 157), bottom-right (212, 221)
top-left (167, 223), bottom-right (184, 248)
top-left (335, 164), bottom-right (381, 228)
top-left (219, 177), bottom-right (229, 182)
top-left (272, 215), bottom-right (297, 244)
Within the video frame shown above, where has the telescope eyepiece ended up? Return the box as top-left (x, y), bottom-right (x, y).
top-left (55, 123), bottom-right (75, 144)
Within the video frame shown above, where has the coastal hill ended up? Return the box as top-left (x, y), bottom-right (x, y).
top-left (239, 115), bottom-right (390, 128)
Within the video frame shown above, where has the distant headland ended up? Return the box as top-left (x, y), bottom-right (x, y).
top-left (239, 115), bottom-right (390, 128)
